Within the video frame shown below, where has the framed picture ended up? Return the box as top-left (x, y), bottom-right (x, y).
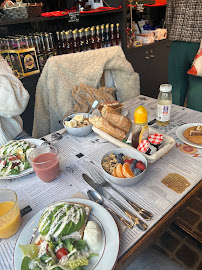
top-left (88, 0), bottom-right (103, 9)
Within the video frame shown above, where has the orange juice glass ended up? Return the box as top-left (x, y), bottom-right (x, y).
top-left (0, 189), bottom-right (21, 238)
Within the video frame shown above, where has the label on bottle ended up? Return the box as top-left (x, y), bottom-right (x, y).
top-left (156, 104), bottom-right (171, 122)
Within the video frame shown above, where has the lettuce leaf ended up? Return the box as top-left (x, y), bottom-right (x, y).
top-left (21, 256), bottom-right (40, 270)
top-left (19, 244), bottom-right (39, 260)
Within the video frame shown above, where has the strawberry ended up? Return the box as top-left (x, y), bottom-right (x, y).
top-left (123, 159), bottom-right (134, 164)
top-left (136, 162), bottom-right (146, 171)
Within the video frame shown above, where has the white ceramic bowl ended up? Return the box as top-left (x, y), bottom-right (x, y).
top-left (101, 148), bottom-right (147, 187)
top-left (63, 113), bottom-right (93, 136)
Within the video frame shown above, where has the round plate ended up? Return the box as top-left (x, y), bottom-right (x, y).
top-left (0, 138), bottom-right (43, 180)
top-left (14, 198), bottom-right (120, 270)
top-left (92, 108), bottom-right (128, 117)
top-left (176, 123), bottom-right (202, 148)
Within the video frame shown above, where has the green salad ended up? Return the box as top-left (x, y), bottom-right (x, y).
top-left (0, 140), bottom-right (32, 176)
top-left (20, 202), bottom-right (98, 270)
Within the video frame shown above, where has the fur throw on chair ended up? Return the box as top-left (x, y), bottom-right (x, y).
top-left (32, 46), bottom-right (140, 138)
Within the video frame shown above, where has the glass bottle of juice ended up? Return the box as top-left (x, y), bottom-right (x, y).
top-left (131, 106), bottom-right (149, 149)
top-left (156, 84), bottom-right (172, 126)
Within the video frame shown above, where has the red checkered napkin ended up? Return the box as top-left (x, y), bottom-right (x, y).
top-left (138, 140), bottom-right (149, 153)
top-left (148, 133), bottom-right (163, 145)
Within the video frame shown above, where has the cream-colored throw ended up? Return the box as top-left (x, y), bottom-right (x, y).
top-left (32, 46), bottom-right (140, 138)
top-left (0, 56), bottom-right (30, 146)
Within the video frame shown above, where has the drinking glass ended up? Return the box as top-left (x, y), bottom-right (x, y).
top-left (28, 145), bottom-right (59, 182)
top-left (0, 189), bottom-right (21, 239)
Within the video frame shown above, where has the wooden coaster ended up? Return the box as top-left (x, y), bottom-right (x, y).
top-left (161, 173), bottom-right (191, 194)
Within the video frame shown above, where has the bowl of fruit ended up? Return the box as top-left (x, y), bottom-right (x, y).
top-left (63, 113), bottom-right (93, 136)
top-left (101, 148), bottom-right (147, 187)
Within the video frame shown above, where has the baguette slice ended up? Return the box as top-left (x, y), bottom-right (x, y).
top-left (98, 100), bottom-right (123, 113)
top-left (101, 106), bottom-right (131, 133)
top-left (89, 115), bottom-right (126, 141)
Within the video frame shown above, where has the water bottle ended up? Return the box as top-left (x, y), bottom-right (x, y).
top-left (156, 84), bottom-right (172, 126)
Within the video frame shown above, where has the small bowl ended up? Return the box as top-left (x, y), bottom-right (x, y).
top-left (63, 113), bottom-right (93, 137)
top-left (101, 148), bottom-right (147, 187)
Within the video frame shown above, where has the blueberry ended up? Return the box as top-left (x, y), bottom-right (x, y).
top-left (130, 162), bottom-right (136, 171)
top-left (117, 153), bottom-right (124, 159)
top-left (117, 157), bottom-right (123, 164)
top-left (132, 159), bottom-right (138, 166)
top-left (133, 168), bottom-right (142, 176)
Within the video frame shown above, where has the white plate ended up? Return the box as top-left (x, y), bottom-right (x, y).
top-left (14, 198), bottom-right (120, 270)
top-left (92, 108), bottom-right (128, 117)
top-left (0, 138), bottom-right (43, 180)
top-left (176, 123), bottom-right (202, 148)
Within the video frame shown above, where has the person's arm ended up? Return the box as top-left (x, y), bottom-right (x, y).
top-left (165, 0), bottom-right (174, 36)
top-left (0, 57), bottom-right (30, 118)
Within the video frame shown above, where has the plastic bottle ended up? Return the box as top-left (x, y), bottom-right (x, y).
top-left (131, 106), bottom-right (149, 149)
top-left (156, 84), bottom-right (172, 126)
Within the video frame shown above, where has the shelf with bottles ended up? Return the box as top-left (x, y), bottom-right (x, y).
top-left (0, 22), bottom-right (122, 76)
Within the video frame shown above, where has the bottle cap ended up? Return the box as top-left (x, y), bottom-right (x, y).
top-left (160, 84), bottom-right (172, 92)
top-left (134, 106), bottom-right (148, 124)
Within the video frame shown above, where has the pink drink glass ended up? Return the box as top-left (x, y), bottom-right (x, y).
top-left (28, 145), bottom-right (59, 182)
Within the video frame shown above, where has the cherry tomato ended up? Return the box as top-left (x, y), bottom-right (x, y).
top-left (56, 247), bottom-right (68, 260)
top-left (8, 155), bottom-right (20, 161)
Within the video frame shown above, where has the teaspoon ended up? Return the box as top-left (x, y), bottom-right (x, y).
top-left (87, 190), bottom-right (134, 229)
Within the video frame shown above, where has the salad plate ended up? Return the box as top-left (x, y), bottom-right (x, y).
top-left (14, 198), bottom-right (120, 270)
top-left (176, 123), bottom-right (202, 149)
top-left (0, 138), bottom-right (43, 180)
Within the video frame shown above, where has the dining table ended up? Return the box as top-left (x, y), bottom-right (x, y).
top-left (0, 95), bottom-right (202, 270)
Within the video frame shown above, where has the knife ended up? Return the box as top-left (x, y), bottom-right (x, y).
top-left (82, 173), bottom-right (148, 231)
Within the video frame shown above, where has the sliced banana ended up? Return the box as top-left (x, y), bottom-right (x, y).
top-left (73, 114), bottom-right (84, 123)
top-left (70, 119), bottom-right (77, 128)
top-left (64, 121), bottom-right (72, 127)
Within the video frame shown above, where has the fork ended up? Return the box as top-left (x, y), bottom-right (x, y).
top-left (41, 130), bottom-right (66, 145)
top-left (90, 167), bottom-right (153, 221)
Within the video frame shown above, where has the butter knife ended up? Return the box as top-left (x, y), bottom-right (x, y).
top-left (82, 174), bottom-right (148, 231)
top-left (98, 179), bottom-right (153, 220)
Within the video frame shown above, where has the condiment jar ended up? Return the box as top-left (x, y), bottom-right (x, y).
top-left (156, 84), bottom-right (172, 126)
top-left (131, 106), bottom-right (149, 149)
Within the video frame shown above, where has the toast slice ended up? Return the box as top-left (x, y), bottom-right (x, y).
top-left (38, 201), bottom-right (92, 240)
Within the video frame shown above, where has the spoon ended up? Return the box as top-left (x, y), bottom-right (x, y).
top-left (87, 100), bottom-right (99, 118)
top-left (87, 190), bottom-right (134, 229)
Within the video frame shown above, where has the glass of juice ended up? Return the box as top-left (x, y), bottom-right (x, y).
top-left (0, 189), bottom-right (21, 239)
top-left (28, 145), bottom-right (59, 182)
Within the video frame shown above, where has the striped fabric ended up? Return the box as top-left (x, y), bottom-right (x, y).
top-left (166, 0), bottom-right (202, 43)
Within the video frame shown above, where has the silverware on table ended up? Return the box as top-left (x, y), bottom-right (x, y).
top-left (90, 169), bottom-right (153, 221)
top-left (41, 130), bottom-right (66, 145)
top-left (87, 190), bottom-right (134, 229)
top-left (82, 173), bottom-right (148, 231)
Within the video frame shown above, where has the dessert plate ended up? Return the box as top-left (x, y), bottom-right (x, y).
top-left (176, 123), bottom-right (202, 148)
top-left (14, 198), bottom-right (120, 270)
top-left (0, 138), bottom-right (43, 180)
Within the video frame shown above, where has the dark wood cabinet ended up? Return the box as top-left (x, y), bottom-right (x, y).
top-left (125, 39), bottom-right (170, 98)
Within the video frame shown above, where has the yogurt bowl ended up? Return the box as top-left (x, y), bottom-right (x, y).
top-left (101, 148), bottom-right (147, 187)
top-left (63, 113), bottom-right (93, 136)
